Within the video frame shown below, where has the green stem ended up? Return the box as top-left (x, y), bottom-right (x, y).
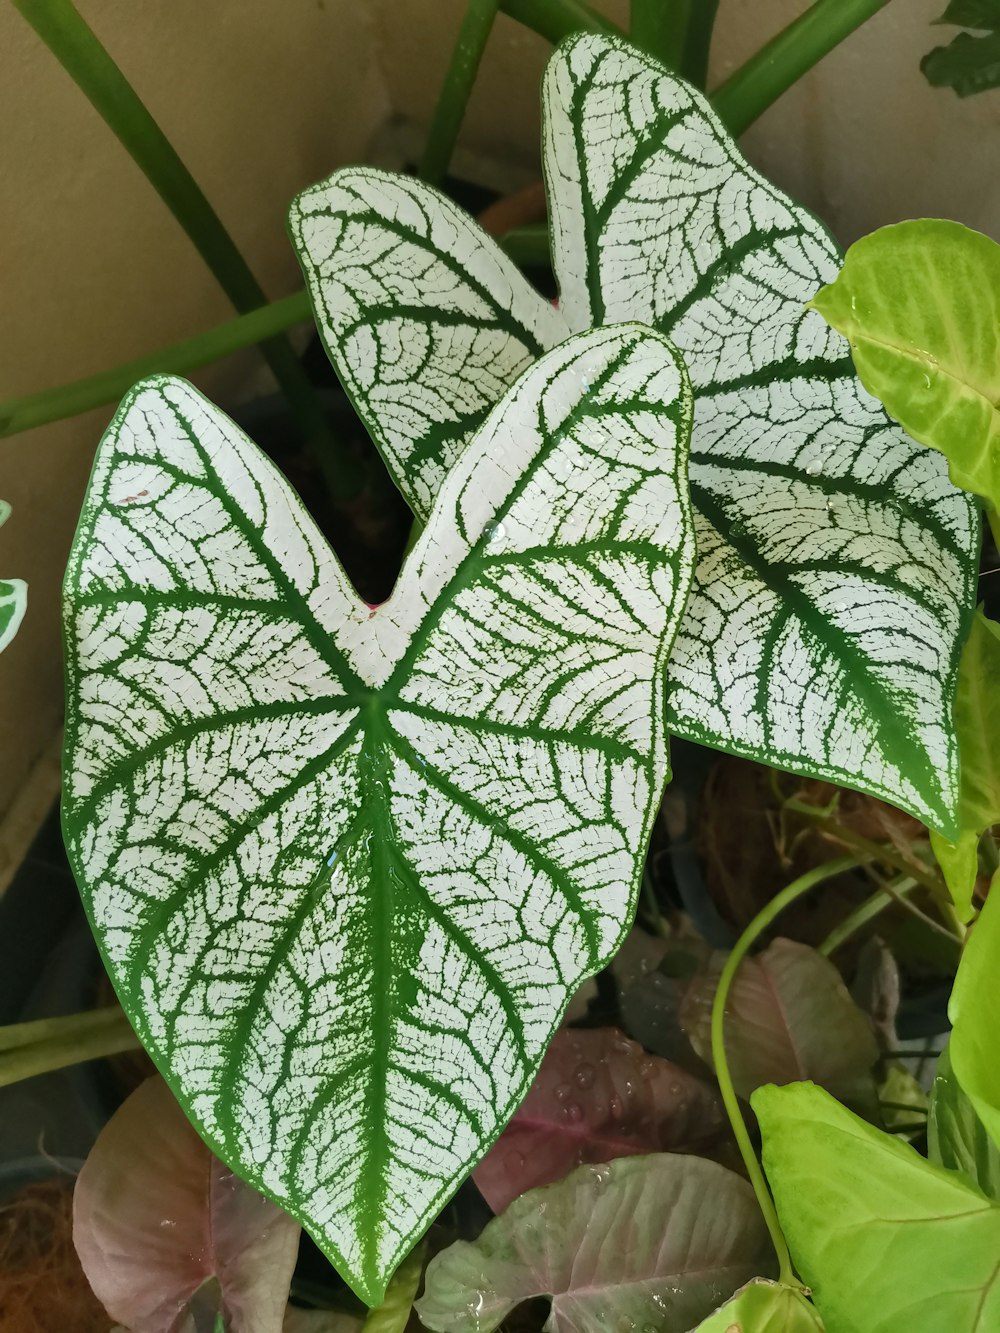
top-left (0, 1006), bottom-right (140, 1088)
top-left (499, 223), bottom-right (553, 268)
top-left (711, 0), bottom-right (893, 137)
top-left (630, 0), bottom-right (692, 70)
top-left (819, 877), bottom-right (918, 956)
top-left (499, 0), bottom-right (622, 43)
top-left (0, 292), bottom-right (312, 439)
top-left (11, 0), bottom-right (360, 498)
top-left (421, 0), bottom-right (502, 186)
top-left (682, 0), bottom-right (721, 89)
top-left (711, 852), bottom-right (867, 1287)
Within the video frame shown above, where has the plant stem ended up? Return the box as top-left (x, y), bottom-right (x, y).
top-left (499, 0), bottom-right (622, 43)
top-left (421, 0), bottom-right (502, 186)
top-left (711, 0), bottom-right (893, 137)
top-left (11, 0), bottom-right (360, 498)
top-left (630, 0), bottom-right (692, 71)
top-left (819, 876), bottom-right (918, 956)
top-left (499, 223), bottom-right (553, 268)
top-left (0, 292), bottom-right (313, 439)
top-left (710, 852), bottom-right (866, 1287)
top-left (0, 1007), bottom-right (140, 1088)
top-left (683, 0), bottom-right (721, 89)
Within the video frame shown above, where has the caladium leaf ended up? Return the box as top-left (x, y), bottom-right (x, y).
top-left (291, 37), bottom-right (977, 837)
top-left (679, 938), bottom-right (879, 1105)
top-left (62, 326), bottom-right (696, 1305)
top-left (73, 1075), bottom-right (301, 1333)
top-left (289, 169), bottom-right (569, 522)
top-left (543, 34), bottom-right (977, 836)
top-left (929, 1045), bottom-right (1000, 1199)
top-left (0, 499), bottom-right (27, 652)
top-left (471, 1024), bottom-right (725, 1213)
top-left (415, 1153), bottom-right (771, 1333)
top-left (692, 1280), bottom-right (824, 1331)
top-left (755, 1081), bottom-right (1000, 1332)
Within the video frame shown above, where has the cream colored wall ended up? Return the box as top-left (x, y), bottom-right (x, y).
top-left (2, 0), bottom-right (999, 831)
top-left (0, 1), bottom-right (389, 825)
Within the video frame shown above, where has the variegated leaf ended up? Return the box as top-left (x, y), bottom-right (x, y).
top-left (290, 37), bottom-right (978, 835)
top-left (0, 499), bottom-right (27, 652)
top-left (289, 169), bottom-right (568, 522)
top-left (543, 34), bottom-right (977, 834)
top-left (62, 325), bottom-right (695, 1306)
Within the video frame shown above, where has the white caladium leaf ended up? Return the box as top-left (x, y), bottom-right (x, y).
top-left (289, 169), bottom-right (569, 522)
top-left (62, 325), bottom-right (695, 1306)
top-left (544, 34), bottom-right (977, 835)
top-left (291, 37), bottom-right (978, 836)
top-left (0, 500), bottom-right (27, 652)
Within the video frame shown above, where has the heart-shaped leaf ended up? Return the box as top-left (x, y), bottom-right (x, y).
top-left (415, 1153), bottom-right (771, 1333)
top-left (288, 170), bottom-right (569, 522)
top-left (923, 2), bottom-right (1000, 96)
top-left (471, 1025), bottom-right (725, 1213)
top-left (949, 880), bottom-right (1000, 1153)
top-left (929, 1045), bottom-right (1000, 1199)
top-left (73, 1076), bottom-right (300, 1333)
top-left (679, 939), bottom-right (879, 1105)
top-left (291, 37), bottom-right (977, 836)
top-left (62, 326), bottom-right (695, 1304)
top-left (755, 1081), bottom-right (1000, 1331)
top-left (0, 499), bottom-right (27, 652)
top-left (810, 219), bottom-right (1000, 512)
top-left (692, 1280), bottom-right (824, 1331)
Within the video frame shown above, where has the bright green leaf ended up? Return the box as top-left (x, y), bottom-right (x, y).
top-left (62, 328), bottom-right (695, 1305)
top-left (0, 500), bottom-right (26, 653)
top-left (810, 218), bottom-right (1000, 512)
top-left (692, 1280), bottom-right (824, 1332)
top-left (950, 881), bottom-right (1000, 1153)
top-left (293, 37), bottom-right (978, 836)
top-left (415, 1154), bottom-right (771, 1333)
top-left (755, 1080), bottom-right (1000, 1331)
top-left (929, 1044), bottom-right (1000, 1199)
top-left (929, 609), bottom-right (1000, 916)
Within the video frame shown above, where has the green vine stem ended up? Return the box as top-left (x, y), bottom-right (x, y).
top-left (499, 0), bottom-right (621, 43)
top-left (818, 876), bottom-right (918, 956)
top-left (421, 0), bottom-right (502, 186)
top-left (10, 0), bottom-right (361, 499)
top-left (712, 0), bottom-right (893, 137)
top-left (710, 852), bottom-right (868, 1286)
top-left (0, 292), bottom-right (312, 439)
top-left (0, 1006), bottom-right (140, 1089)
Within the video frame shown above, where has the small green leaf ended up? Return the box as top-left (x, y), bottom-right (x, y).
top-left (950, 881), bottom-right (1000, 1153)
top-left (810, 219), bottom-right (1000, 512)
top-left (0, 500), bottom-right (26, 653)
top-left (63, 328), bottom-right (696, 1305)
top-left (415, 1154), bottom-right (772, 1333)
top-left (692, 1280), bottom-right (824, 1331)
top-left (929, 1045), bottom-right (1000, 1198)
top-left (679, 938), bottom-right (879, 1106)
top-left (923, 30), bottom-right (1000, 96)
top-left (929, 610), bottom-right (1000, 916)
top-left (755, 1081), bottom-right (1000, 1331)
top-left (934, 0), bottom-right (1000, 28)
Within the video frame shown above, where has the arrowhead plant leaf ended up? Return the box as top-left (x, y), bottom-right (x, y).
top-left (0, 499), bottom-right (27, 653)
top-left (61, 325), bottom-right (695, 1305)
top-left (291, 33), bottom-right (978, 836)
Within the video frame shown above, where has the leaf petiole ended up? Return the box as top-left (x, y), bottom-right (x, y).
top-left (710, 852), bottom-right (869, 1286)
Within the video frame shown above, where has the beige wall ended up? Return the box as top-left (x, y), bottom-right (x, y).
top-left (0, 1), bottom-right (388, 820)
top-left (2, 0), bottom-right (999, 827)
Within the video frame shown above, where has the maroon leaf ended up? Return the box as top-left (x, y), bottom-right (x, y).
top-left (679, 938), bottom-right (880, 1105)
top-left (472, 1026), bottom-right (725, 1213)
top-left (74, 1076), bottom-right (300, 1333)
